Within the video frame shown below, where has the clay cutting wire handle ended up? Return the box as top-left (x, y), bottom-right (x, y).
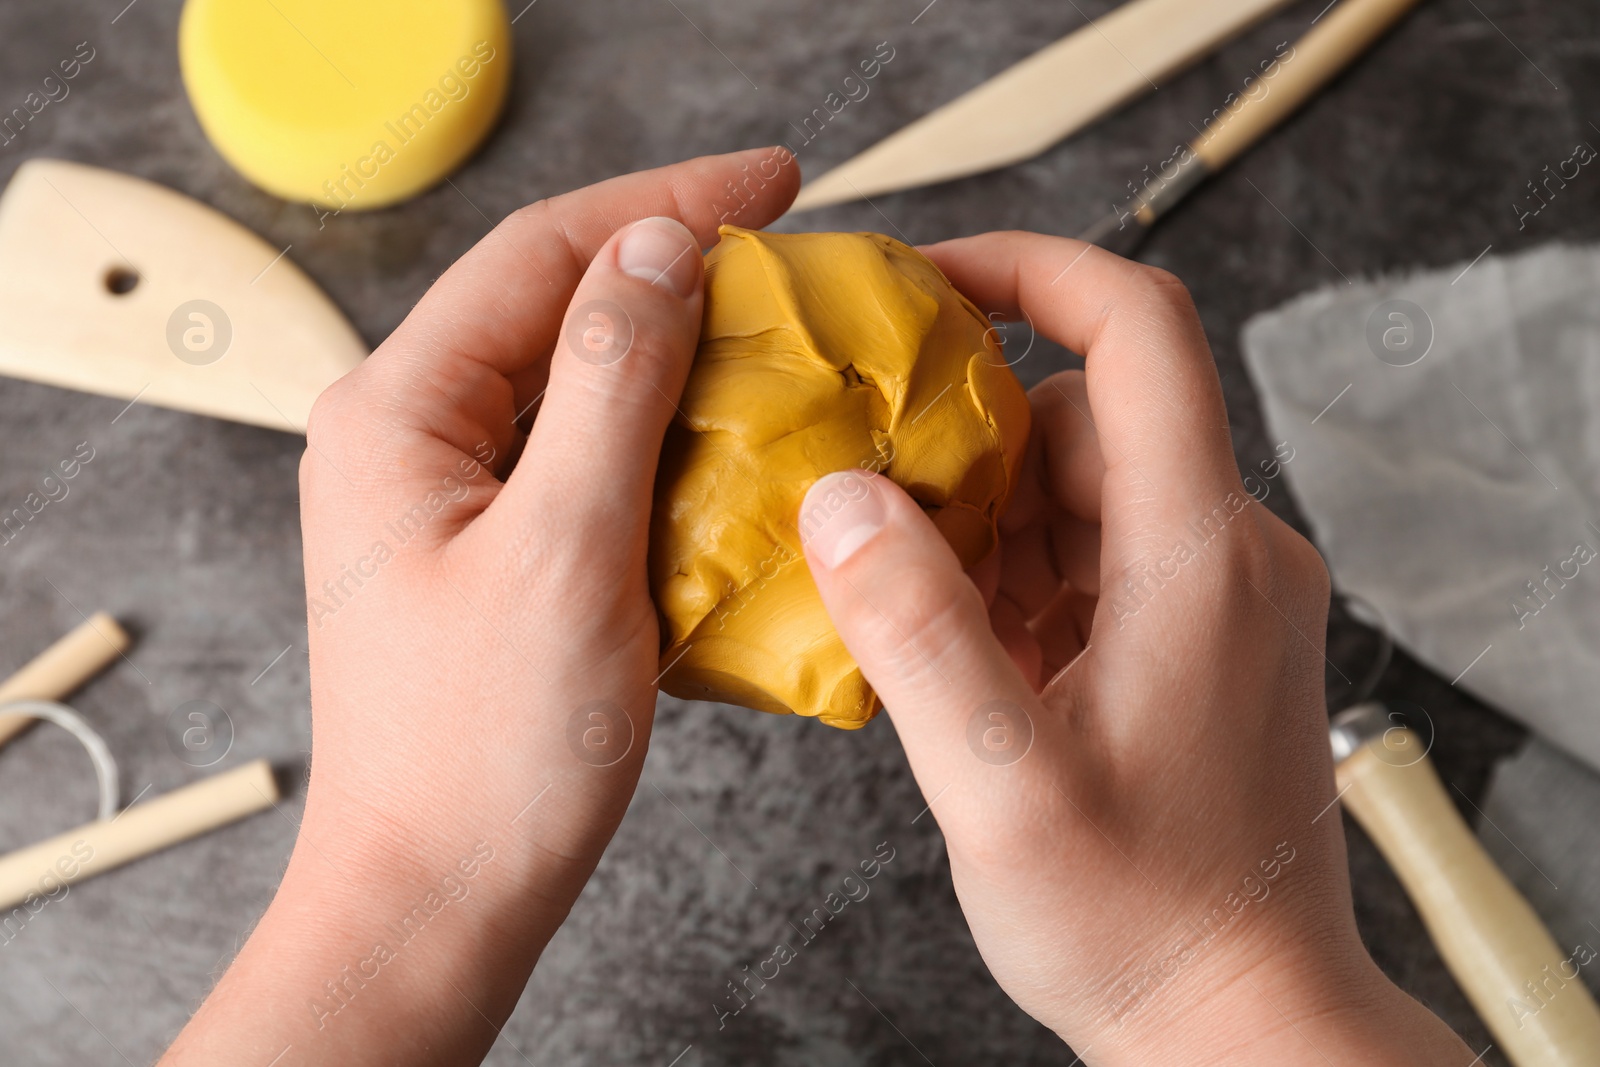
top-left (0, 758), bottom-right (279, 910)
top-left (0, 612), bottom-right (129, 749)
top-left (1336, 722), bottom-right (1600, 1066)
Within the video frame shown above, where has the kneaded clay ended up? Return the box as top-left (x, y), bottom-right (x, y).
top-left (648, 225), bottom-right (1030, 729)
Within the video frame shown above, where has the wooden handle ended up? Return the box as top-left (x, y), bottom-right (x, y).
top-left (1192, 0), bottom-right (1425, 171)
top-left (790, 0), bottom-right (1297, 211)
top-left (0, 612), bottom-right (129, 749)
top-left (1338, 733), bottom-right (1600, 1066)
top-left (0, 759), bottom-right (279, 911)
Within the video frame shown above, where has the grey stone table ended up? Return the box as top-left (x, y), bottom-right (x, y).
top-left (0, 1), bottom-right (1592, 1064)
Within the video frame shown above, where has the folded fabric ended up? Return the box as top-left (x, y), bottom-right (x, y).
top-left (1242, 243), bottom-right (1600, 773)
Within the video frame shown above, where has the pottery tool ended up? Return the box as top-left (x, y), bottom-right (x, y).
top-left (1331, 704), bottom-right (1600, 1065)
top-left (0, 159), bottom-right (366, 432)
top-left (1080, 0), bottom-right (1425, 255)
top-left (789, 0), bottom-right (1298, 213)
top-left (180, 0), bottom-right (512, 209)
top-left (0, 743), bottom-right (279, 911)
top-left (2, 700), bottom-right (121, 823)
top-left (0, 612), bottom-right (128, 750)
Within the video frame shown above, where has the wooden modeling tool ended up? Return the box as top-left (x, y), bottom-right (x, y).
top-left (0, 758), bottom-right (279, 911)
top-left (0, 620), bottom-right (280, 908)
top-left (0, 612), bottom-right (129, 749)
top-left (788, 0), bottom-right (1297, 212)
top-left (1080, 0), bottom-right (1424, 255)
top-left (0, 159), bottom-right (366, 432)
top-left (1331, 704), bottom-right (1600, 1066)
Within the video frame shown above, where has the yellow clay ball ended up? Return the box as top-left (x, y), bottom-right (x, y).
top-left (179, 0), bottom-right (511, 210)
top-left (650, 226), bottom-right (1031, 730)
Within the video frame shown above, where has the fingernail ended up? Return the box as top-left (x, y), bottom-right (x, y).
top-left (618, 216), bottom-right (701, 299)
top-left (800, 470), bottom-right (887, 569)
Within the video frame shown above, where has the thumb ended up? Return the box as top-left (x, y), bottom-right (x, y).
top-left (489, 216), bottom-right (705, 547)
top-left (800, 469), bottom-right (1039, 782)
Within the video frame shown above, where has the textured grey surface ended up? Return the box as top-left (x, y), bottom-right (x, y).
top-left (1480, 737), bottom-right (1600, 983)
top-left (0, 0), bottom-right (1594, 1064)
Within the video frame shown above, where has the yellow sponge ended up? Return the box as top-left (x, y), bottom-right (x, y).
top-left (179, 0), bottom-right (512, 210)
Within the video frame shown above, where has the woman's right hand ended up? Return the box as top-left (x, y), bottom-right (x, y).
top-left (798, 233), bottom-right (1473, 1065)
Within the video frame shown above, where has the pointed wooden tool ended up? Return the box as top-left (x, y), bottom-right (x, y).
top-left (1080, 0), bottom-right (1426, 257)
top-left (0, 159), bottom-right (365, 433)
top-left (788, 0), bottom-right (1296, 213)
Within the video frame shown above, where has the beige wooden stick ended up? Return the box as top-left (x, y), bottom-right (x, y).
top-left (0, 612), bottom-right (129, 749)
top-left (1338, 733), bottom-right (1600, 1066)
top-left (789, 0), bottom-right (1297, 212)
top-left (0, 759), bottom-right (279, 912)
top-left (1191, 0), bottom-right (1425, 171)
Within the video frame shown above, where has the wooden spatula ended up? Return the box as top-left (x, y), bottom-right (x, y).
top-left (0, 159), bottom-right (365, 433)
top-left (789, 0), bottom-right (1297, 212)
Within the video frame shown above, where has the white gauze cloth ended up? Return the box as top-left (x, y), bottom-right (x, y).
top-left (1241, 243), bottom-right (1600, 773)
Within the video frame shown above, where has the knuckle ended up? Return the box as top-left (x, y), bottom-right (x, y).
top-left (564, 312), bottom-right (689, 402)
top-left (504, 196), bottom-right (555, 234)
top-left (296, 446), bottom-right (318, 495)
top-left (1129, 264), bottom-right (1196, 316)
top-left (1276, 521), bottom-right (1332, 607)
top-left (1183, 502), bottom-right (1275, 608)
top-left (621, 321), bottom-right (690, 374)
top-left (1218, 507), bottom-right (1274, 575)
top-left (1100, 263), bottom-right (1207, 357)
top-left (300, 367), bottom-right (405, 492)
top-left (304, 376), bottom-right (351, 445)
top-left (1230, 510), bottom-right (1332, 618)
top-left (307, 374), bottom-right (347, 419)
top-left (855, 564), bottom-right (982, 675)
top-left (503, 197), bottom-right (585, 273)
top-left (1131, 262), bottom-right (1184, 294)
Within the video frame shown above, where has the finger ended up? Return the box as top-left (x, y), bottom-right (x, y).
top-left (1032, 589), bottom-right (1095, 681)
top-left (1049, 514), bottom-right (1100, 598)
top-left (405, 147), bottom-right (795, 394)
top-left (485, 216), bottom-right (704, 548)
top-left (799, 469), bottom-right (1037, 785)
top-left (1023, 371), bottom-right (1105, 526)
top-left (969, 546), bottom-right (1003, 609)
top-left (921, 234), bottom-right (1241, 531)
top-left (990, 594), bottom-right (1043, 690)
top-left (995, 521), bottom-right (1060, 620)
top-left (307, 147), bottom-right (800, 501)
